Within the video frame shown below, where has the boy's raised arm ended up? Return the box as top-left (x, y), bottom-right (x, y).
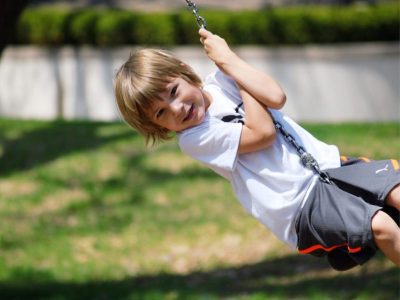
top-left (199, 28), bottom-right (286, 110)
top-left (199, 28), bottom-right (277, 153)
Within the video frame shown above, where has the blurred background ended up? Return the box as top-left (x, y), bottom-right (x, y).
top-left (0, 1), bottom-right (399, 299)
top-left (1, 0), bottom-right (399, 121)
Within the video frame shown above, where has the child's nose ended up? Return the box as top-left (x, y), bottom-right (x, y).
top-left (170, 100), bottom-right (183, 116)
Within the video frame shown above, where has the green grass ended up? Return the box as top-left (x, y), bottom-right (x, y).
top-left (0, 119), bottom-right (399, 300)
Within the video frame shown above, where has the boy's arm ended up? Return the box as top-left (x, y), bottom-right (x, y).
top-left (199, 28), bottom-right (279, 153)
top-left (199, 28), bottom-right (286, 109)
top-left (238, 85), bottom-right (276, 154)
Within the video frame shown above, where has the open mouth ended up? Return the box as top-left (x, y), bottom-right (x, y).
top-left (183, 104), bottom-right (194, 122)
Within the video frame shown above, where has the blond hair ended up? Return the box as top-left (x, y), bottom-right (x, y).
top-left (114, 49), bottom-right (202, 145)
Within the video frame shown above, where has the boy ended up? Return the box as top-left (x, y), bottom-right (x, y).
top-left (114, 28), bottom-right (400, 270)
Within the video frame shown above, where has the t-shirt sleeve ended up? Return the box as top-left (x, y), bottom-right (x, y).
top-left (178, 117), bottom-right (242, 172)
top-left (205, 70), bottom-right (242, 104)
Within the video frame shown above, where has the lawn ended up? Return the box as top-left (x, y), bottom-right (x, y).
top-left (0, 119), bottom-right (399, 300)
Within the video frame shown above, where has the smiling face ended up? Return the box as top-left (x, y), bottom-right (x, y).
top-left (147, 77), bottom-right (212, 132)
top-left (115, 48), bottom-right (208, 144)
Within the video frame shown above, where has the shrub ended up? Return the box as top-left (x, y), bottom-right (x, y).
top-left (69, 9), bottom-right (103, 45)
top-left (132, 13), bottom-right (177, 46)
top-left (173, 11), bottom-right (201, 45)
top-left (229, 11), bottom-right (271, 45)
top-left (17, 8), bottom-right (70, 45)
top-left (95, 10), bottom-right (135, 46)
top-left (15, 2), bottom-right (400, 46)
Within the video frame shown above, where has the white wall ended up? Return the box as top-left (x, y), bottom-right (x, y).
top-left (0, 43), bottom-right (399, 122)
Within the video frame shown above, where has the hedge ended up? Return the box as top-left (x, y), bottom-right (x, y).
top-left (15, 2), bottom-right (399, 46)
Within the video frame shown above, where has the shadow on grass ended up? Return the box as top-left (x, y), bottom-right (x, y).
top-left (0, 254), bottom-right (398, 300)
top-left (0, 132), bottom-right (223, 250)
top-left (0, 120), bottom-right (134, 177)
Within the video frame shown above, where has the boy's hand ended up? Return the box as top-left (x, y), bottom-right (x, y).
top-left (199, 28), bottom-right (286, 110)
top-left (199, 28), bottom-right (237, 70)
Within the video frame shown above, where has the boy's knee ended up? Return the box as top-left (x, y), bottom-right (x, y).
top-left (386, 184), bottom-right (400, 210)
top-left (371, 211), bottom-right (396, 240)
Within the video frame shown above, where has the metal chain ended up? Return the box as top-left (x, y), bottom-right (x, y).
top-left (185, 0), bottom-right (207, 29)
top-left (273, 119), bottom-right (332, 184)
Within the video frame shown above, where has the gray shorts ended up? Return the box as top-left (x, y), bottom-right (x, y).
top-left (295, 157), bottom-right (400, 270)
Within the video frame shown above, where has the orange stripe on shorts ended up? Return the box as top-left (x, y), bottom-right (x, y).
top-left (298, 243), bottom-right (362, 255)
top-left (391, 159), bottom-right (399, 171)
top-left (358, 156), bottom-right (371, 163)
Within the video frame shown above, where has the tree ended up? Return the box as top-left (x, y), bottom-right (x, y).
top-left (0, 0), bottom-right (30, 55)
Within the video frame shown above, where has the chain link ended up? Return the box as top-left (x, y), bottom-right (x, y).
top-left (273, 120), bottom-right (332, 184)
top-left (185, 0), bottom-right (207, 29)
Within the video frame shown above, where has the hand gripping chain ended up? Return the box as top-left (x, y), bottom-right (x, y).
top-left (185, 0), bottom-right (207, 29)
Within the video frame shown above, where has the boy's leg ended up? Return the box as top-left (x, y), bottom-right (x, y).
top-left (374, 184), bottom-right (400, 266)
top-left (325, 158), bottom-right (400, 267)
top-left (371, 210), bottom-right (400, 266)
top-left (386, 184), bottom-right (400, 210)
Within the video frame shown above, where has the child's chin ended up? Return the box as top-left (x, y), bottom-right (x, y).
top-left (197, 110), bottom-right (206, 122)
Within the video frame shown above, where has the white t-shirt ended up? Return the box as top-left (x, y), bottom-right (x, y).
top-left (178, 70), bottom-right (340, 248)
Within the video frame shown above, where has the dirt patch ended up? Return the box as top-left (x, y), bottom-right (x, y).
top-left (31, 188), bottom-right (88, 217)
top-left (0, 179), bottom-right (38, 199)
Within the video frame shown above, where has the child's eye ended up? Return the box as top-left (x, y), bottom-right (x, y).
top-left (170, 85), bottom-right (178, 97)
top-left (156, 109), bottom-right (164, 119)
